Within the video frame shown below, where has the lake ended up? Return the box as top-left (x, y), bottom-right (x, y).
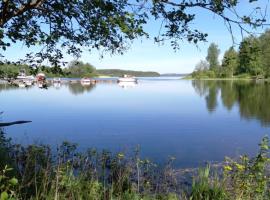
top-left (1, 78), bottom-right (270, 168)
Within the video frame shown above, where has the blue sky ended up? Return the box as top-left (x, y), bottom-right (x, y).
top-left (2, 1), bottom-right (270, 73)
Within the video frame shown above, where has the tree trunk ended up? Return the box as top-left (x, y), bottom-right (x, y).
top-left (0, 121), bottom-right (32, 127)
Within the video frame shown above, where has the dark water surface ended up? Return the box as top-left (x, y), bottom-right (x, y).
top-left (1, 78), bottom-right (270, 167)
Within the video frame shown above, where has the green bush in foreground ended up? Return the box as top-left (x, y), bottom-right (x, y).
top-left (0, 165), bottom-right (18, 200)
top-left (0, 131), bottom-right (270, 200)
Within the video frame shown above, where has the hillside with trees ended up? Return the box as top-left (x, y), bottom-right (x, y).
top-left (191, 30), bottom-right (270, 79)
top-left (63, 61), bottom-right (97, 78)
top-left (97, 69), bottom-right (160, 77)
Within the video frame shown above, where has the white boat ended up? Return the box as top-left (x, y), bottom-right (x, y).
top-left (17, 73), bottom-right (35, 81)
top-left (17, 69), bottom-right (27, 80)
top-left (26, 75), bottom-right (35, 80)
top-left (17, 75), bottom-right (27, 80)
top-left (53, 77), bottom-right (61, 83)
top-left (24, 80), bottom-right (34, 86)
top-left (80, 78), bottom-right (91, 86)
top-left (117, 75), bottom-right (137, 82)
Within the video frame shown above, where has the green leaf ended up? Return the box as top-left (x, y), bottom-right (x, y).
top-left (9, 178), bottom-right (18, 186)
top-left (0, 192), bottom-right (9, 200)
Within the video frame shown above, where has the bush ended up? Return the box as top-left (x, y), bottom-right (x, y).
top-left (234, 73), bottom-right (252, 79)
top-left (0, 165), bottom-right (18, 200)
top-left (191, 165), bottom-right (227, 200)
top-left (191, 70), bottom-right (217, 79)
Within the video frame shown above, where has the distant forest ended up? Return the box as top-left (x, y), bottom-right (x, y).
top-left (97, 69), bottom-right (160, 77)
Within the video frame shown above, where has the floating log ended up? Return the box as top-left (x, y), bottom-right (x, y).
top-left (0, 121), bottom-right (32, 127)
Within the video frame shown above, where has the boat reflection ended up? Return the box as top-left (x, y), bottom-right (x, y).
top-left (37, 82), bottom-right (48, 89)
top-left (53, 82), bottom-right (61, 89)
top-left (68, 82), bottom-right (96, 95)
top-left (118, 81), bottom-right (137, 89)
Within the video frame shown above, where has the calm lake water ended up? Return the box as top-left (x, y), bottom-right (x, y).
top-left (1, 78), bottom-right (270, 168)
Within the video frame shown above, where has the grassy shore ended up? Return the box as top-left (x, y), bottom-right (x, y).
top-left (1, 130), bottom-right (270, 200)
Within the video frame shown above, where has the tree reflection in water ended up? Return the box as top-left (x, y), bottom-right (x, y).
top-left (0, 82), bottom-right (96, 96)
top-left (0, 83), bottom-right (23, 92)
top-left (192, 80), bottom-right (270, 126)
top-left (68, 82), bottom-right (96, 95)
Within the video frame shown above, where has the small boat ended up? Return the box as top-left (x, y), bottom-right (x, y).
top-left (81, 77), bottom-right (93, 86)
top-left (24, 80), bottom-right (34, 86)
top-left (36, 73), bottom-right (46, 82)
top-left (17, 70), bottom-right (35, 83)
top-left (15, 75), bottom-right (34, 86)
top-left (117, 75), bottom-right (137, 82)
top-left (17, 69), bottom-right (27, 80)
top-left (53, 77), bottom-right (61, 83)
top-left (17, 75), bottom-right (27, 80)
top-left (24, 76), bottom-right (35, 86)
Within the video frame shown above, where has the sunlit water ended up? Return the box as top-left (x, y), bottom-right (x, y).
top-left (1, 78), bottom-right (270, 168)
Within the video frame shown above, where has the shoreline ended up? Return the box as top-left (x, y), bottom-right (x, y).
top-left (182, 76), bottom-right (270, 81)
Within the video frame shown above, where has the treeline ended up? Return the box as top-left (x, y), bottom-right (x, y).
top-left (0, 61), bottom-right (97, 78)
top-left (63, 61), bottom-right (97, 78)
top-left (0, 64), bottom-right (30, 79)
top-left (0, 61), bottom-right (160, 79)
top-left (0, 63), bottom-right (73, 78)
top-left (97, 69), bottom-right (160, 77)
top-left (191, 29), bottom-right (270, 79)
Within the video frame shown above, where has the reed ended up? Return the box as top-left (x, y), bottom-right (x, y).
top-left (1, 130), bottom-right (270, 200)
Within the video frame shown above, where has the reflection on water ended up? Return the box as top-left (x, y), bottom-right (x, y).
top-left (118, 81), bottom-right (137, 89)
top-left (2, 80), bottom-right (270, 127)
top-left (0, 83), bottom-right (36, 92)
top-left (68, 83), bottom-right (96, 95)
top-left (53, 82), bottom-right (61, 89)
top-left (192, 80), bottom-right (270, 126)
top-left (1, 79), bottom-right (270, 167)
top-left (0, 82), bottom-right (97, 95)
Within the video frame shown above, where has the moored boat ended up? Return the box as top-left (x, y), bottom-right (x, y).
top-left (36, 73), bottom-right (46, 81)
top-left (53, 77), bottom-right (61, 83)
top-left (16, 69), bottom-right (27, 80)
top-left (17, 69), bottom-right (35, 84)
top-left (80, 77), bottom-right (91, 85)
top-left (24, 79), bottom-right (34, 86)
top-left (117, 75), bottom-right (137, 82)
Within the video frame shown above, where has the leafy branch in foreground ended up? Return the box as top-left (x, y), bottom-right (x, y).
top-left (0, 0), bottom-right (269, 65)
